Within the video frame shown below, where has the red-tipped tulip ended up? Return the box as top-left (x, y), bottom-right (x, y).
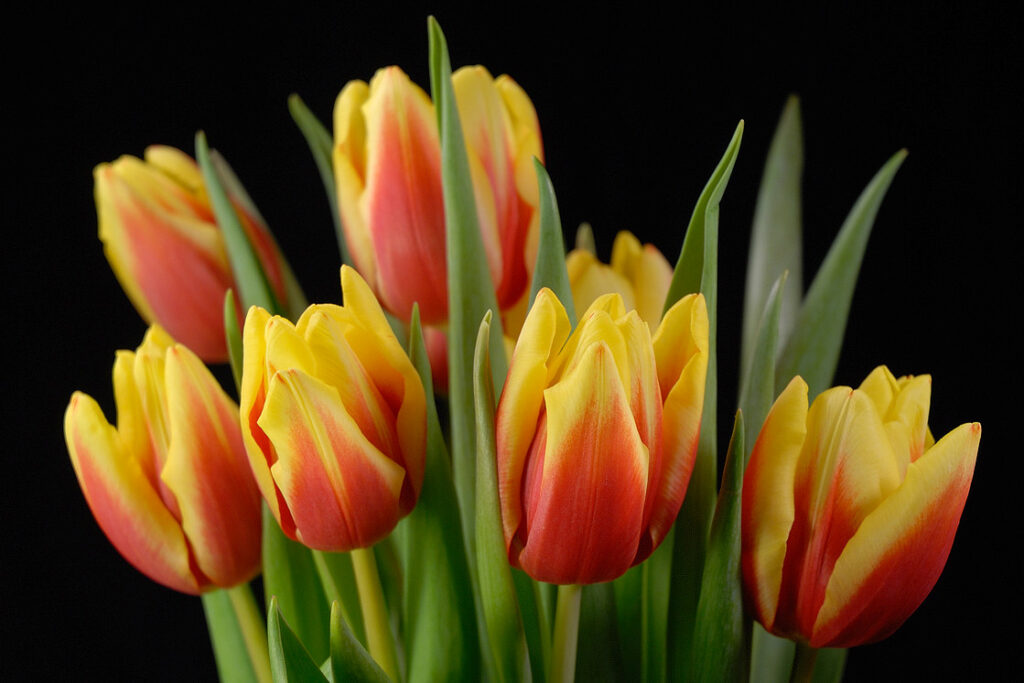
top-left (495, 289), bottom-right (708, 584)
top-left (64, 326), bottom-right (262, 594)
top-left (94, 145), bottom-right (288, 362)
top-left (742, 367), bottom-right (981, 647)
top-left (240, 266), bottom-right (427, 551)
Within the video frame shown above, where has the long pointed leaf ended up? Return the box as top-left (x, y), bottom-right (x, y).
top-left (403, 307), bottom-right (479, 683)
top-left (575, 582), bottom-right (624, 682)
top-left (329, 601), bottom-right (391, 683)
top-left (665, 121), bottom-right (744, 681)
top-left (775, 150), bottom-right (907, 397)
top-left (224, 290), bottom-right (243, 390)
top-left (738, 272), bottom-right (787, 461)
top-left (741, 96), bottom-right (803, 382)
top-left (287, 93), bottom-right (352, 267)
top-left (311, 551), bottom-right (365, 647)
top-left (528, 159), bottom-right (576, 327)
top-left (642, 534), bottom-right (674, 682)
top-left (268, 597), bottom-right (330, 683)
top-left (691, 412), bottom-right (748, 682)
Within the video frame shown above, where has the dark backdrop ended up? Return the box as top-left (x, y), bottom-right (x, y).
top-left (8, 4), bottom-right (1018, 681)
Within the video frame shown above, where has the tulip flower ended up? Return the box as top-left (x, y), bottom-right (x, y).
top-left (94, 145), bottom-right (289, 362)
top-left (240, 265), bottom-right (427, 551)
top-left (64, 326), bottom-right (262, 594)
top-left (566, 231), bottom-right (673, 331)
top-left (332, 64), bottom-right (542, 327)
top-left (495, 288), bottom-right (708, 584)
top-left (741, 367), bottom-right (981, 647)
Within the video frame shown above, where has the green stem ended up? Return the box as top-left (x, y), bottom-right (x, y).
top-left (550, 584), bottom-right (583, 683)
top-left (351, 546), bottom-right (400, 682)
top-left (532, 579), bottom-right (554, 676)
top-left (226, 584), bottom-right (273, 683)
top-left (790, 641), bottom-right (818, 683)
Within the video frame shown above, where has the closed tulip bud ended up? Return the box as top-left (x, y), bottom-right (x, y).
top-left (240, 265), bottom-right (427, 552)
top-left (742, 367), bottom-right (981, 647)
top-left (332, 65), bottom-right (542, 328)
top-left (94, 145), bottom-right (289, 362)
top-left (566, 231), bottom-right (674, 331)
top-left (64, 326), bottom-right (262, 594)
top-left (496, 288), bottom-right (708, 584)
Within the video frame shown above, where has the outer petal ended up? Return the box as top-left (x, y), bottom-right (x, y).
top-left (517, 342), bottom-right (648, 584)
top-left (259, 369), bottom-right (406, 551)
top-left (333, 80), bottom-right (377, 285)
top-left (65, 392), bottom-right (199, 594)
top-left (811, 422), bottom-right (981, 647)
top-left (496, 289), bottom-right (571, 551)
top-left (741, 376), bottom-right (808, 630)
top-left (161, 344), bottom-right (261, 587)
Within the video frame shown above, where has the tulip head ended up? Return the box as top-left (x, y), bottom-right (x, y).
top-left (240, 266), bottom-right (427, 552)
top-left (332, 65), bottom-right (542, 327)
top-left (94, 145), bottom-right (288, 362)
top-left (566, 231), bottom-right (673, 331)
top-left (64, 326), bottom-right (262, 594)
top-left (496, 288), bottom-right (708, 584)
top-left (742, 367), bottom-right (981, 647)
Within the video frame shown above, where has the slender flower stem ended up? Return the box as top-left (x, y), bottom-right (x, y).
top-left (550, 583), bottom-right (583, 683)
top-left (351, 546), bottom-right (400, 682)
top-left (789, 641), bottom-right (818, 683)
top-left (227, 584), bottom-right (273, 683)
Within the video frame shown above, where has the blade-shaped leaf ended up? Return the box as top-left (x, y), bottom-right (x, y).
top-left (224, 290), bottom-right (243, 390)
top-left (473, 311), bottom-right (529, 683)
top-left (575, 582), bottom-right (624, 683)
top-left (691, 411), bottom-right (748, 682)
top-left (310, 551), bottom-right (365, 647)
top-left (403, 307), bottom-right (479, 683)
top-left (665, 121), bottom-right (743, 681)
top-left (642, 534), bottom-right (674, 682)
top-left (741, 96), bottom-right (803, 383)
top-left (738, 272), bottom-right (787, 462)
top-left (775, 150), bottom-right (907, 397)
top-left (287, 93), bottom-right (352, 267)
top-left (268, 596), bottom-right (330, 683)
top-left (528, 159), bottom-right (576, 327)
top-left (329, 601), bottom-right (391, 683)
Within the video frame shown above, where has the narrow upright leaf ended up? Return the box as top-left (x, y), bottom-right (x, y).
top-left (776, 150), bottom-right (907, 397)
top-left (690, 412), bottom-right (748, 683)
top-left (288, 93), bottom-right (352, 267)
top-left (741, 96), bottom-right (803, 382)
top-left (329, 601), bottom-right (391, 683)
top-left (529, 159), bottom-right (576, 327)
top-left (267, 597), bottom-right (330, 683)
top-left (224, 290), bottom-right (243, 390)
top-left (738, 272), bottom-right (787, 461)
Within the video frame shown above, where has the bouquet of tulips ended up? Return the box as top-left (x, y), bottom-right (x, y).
top-left (63, 18), bottom-right (981, 683)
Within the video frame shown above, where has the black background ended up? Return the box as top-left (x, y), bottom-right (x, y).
top-left (8, 4), bottom-right (1019, 681)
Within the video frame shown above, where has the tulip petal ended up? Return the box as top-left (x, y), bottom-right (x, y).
top-left (811, 422), bottom-right (980, 647)
top-left (65, 392), bottom-right (200, 594)
top-left (517, 341), bottom-right (648, 584)
top-left (161, 345), bottom-right (261, 587)
top-left (333, 80), bottom-right (377, 285)
top-left (566, 250), bottom-right (637, 321)
top-left (260, 369), bottom-right (406, 551)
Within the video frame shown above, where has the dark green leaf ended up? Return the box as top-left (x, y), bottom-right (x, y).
top-left (268, 596), bottom-right (330, 683)
top-left (575, 582), bottom-right (624, 683)
top-left (528, 159), bottom-right (576, 327)
top-left (811, 648), bottom-right (847, 683)
top-left (329, 601), bottom-right (391, 683)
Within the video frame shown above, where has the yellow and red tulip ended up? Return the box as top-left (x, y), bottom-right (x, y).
top-left (332, 65), bottom-right (542, 328)
top-left (240, 265), bottom-right (427, 552)
top-left (94, 145), bottom-right (289, 363)
top-left (495, 288), bottom-right (708, 584)
top-left (741, 367), bottom-right (981, 647)
top-left (64, 325), bottom-right (262, 594)
top-left (566, 231), bottom-right (674, 331)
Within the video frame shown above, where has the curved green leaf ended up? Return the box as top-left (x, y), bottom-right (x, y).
top-left (528, 159), bottom-right (576, 327)
top-left (329, 601), bottom-right (391, 683)
top-left (738, 272), bottom-right (787, 461)
top-left (224, 289), bottom-right (243, 390)
top-left (268, 596), bottom-right (329, 683)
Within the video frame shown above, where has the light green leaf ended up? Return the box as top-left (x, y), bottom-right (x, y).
top-left (310, 551), bottom-right (365, 648)
top-left (473, 311), bottom-right (529, 683)
top-left (641, 534), bottom-right (674, 682)
top-left (665, 121), bottom-right (743, 681)
top-left (287, 93), bottom-right (351, 267)
top-left (328, 601), bottom-right (391, 683)
top-left (750, 626), bottom-right (795, 683)
top-left (202, 589), bottom-right (264, 683)
top-left (224, 290), bottom-right (243, 390)
top-left (741, 96), bottom-right (803, 383)
top-left (268, 596), bottom-right (330, 683)
top-left (738, 272), bottom-right (787, 461)
top-left (528, 159), bottom-right (576, 327)
top-left (691, 412), bottom-right (748, 682)
top-left (775, 150), bottom-right (907, 397)
top-left (403, 307), bottom-right (479, 683)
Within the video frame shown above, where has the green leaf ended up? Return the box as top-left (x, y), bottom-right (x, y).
top-left (775, 149), bottom-right (907, 397)
top-left (690, 411), bottom-right (748, 682)
top-left (202, 589), bottom-right (263, 683)
top-left (472, 310), bottom-right (529, 683)
top-left (749, 626), bottom-right (795, 683)
top-left (224, 290), bottom-right (243, 390)
top-left (402, 307), bottom-right (479, 683)
top-left (665, 121), bottom-right (743, 681)
top-left (262, 507), bottom-right (331, 664)
top-left (641, 534), bottom-right (674, 682)
top-left (528, 159), bottom-right (576, 327)
top-left (575, 582), bottom-right (624, 683)
top-left (741, 96), bottom-right (803, 383)
top-left (428, 14), bottom-right (508, 595)
top-left (195, 132), bottom-right (281, 315)
top-left (738, 272), bottom-right (787, 462)
top-left (811, 648), bottom-right (847, 683)
top-left (268, 596), bottom-right (330, 683)
top-left (310, 551), bottom-right (365, 647)
top-left (287, 93), bottom-right (352, 267)
top-left (329, 601), bottom-right (391, 683)
top-left (613, 564), bottom-right (642, 676)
